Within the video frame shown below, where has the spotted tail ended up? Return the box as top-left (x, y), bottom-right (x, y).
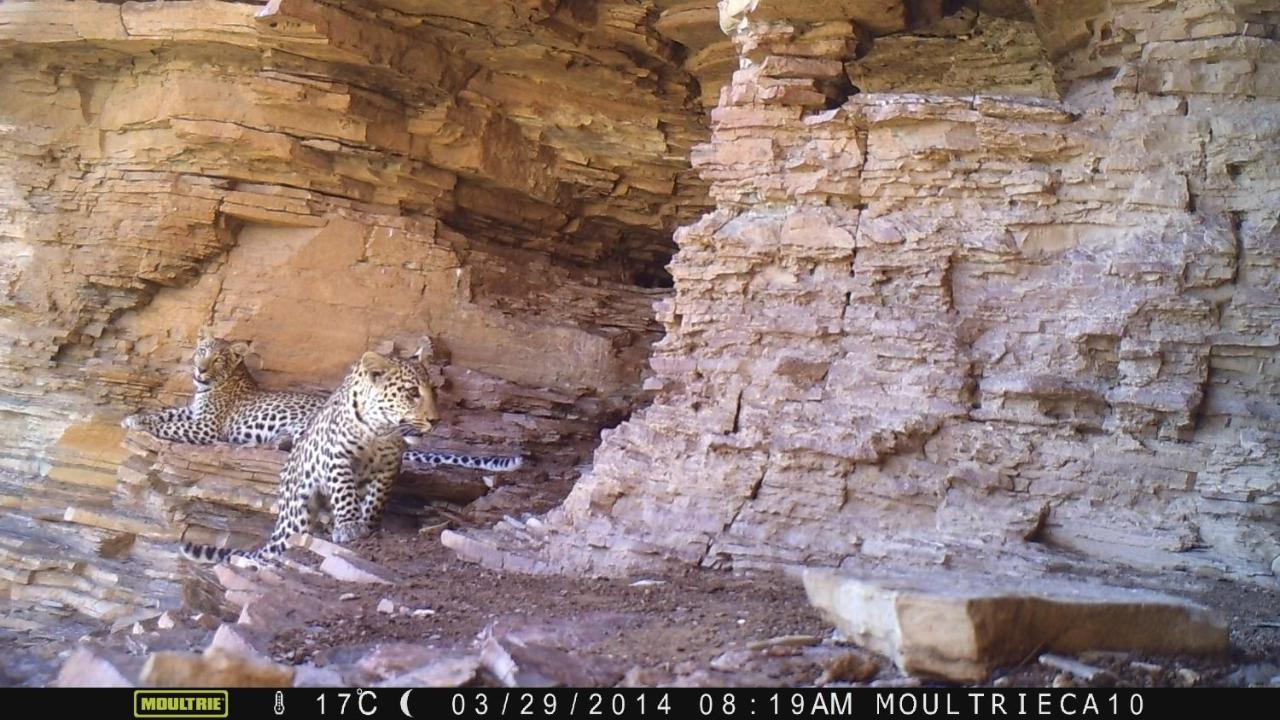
top-left (402, 450), bottom-right (524, 472)
top-left (180, 538), bottom-right (288, 565)
top-left (180, 542), bottom-right (244, 564)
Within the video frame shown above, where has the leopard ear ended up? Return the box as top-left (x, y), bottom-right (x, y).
top-left (411, 337), bottom-right (435, 364)
top-left (360, 351), bottom-right (394, 380)
top-left (198, 327), bottom-right (212, 341)
top-left (229, 342), bottom-right (251, 358)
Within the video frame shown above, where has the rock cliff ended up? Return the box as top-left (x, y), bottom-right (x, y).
top-left (453, 0), bottom-right (1280, 583)
top-left (1, 0), bottom-right (1277, 638)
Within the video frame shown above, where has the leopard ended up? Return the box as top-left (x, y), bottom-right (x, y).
top-left (124, 330), bottom-right (524, 472)
top-left (122, 329), bottom-right (323, 449)
top-left (183, 348), bottom-right (439, 564)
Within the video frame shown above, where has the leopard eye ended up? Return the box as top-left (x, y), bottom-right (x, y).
top-left (407, 387), bottom-right (420, 400)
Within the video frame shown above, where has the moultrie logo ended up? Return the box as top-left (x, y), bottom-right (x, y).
top-left (133, 690), bottom-right (229, 719)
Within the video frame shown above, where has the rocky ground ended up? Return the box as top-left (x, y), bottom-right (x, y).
top-left (7, 503), bottom-right (1279, 688)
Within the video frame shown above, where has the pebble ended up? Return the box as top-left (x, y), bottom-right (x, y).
top-left (339, 593), bottom-right (358, 601)
top-left (1051, 672), bottom-right (1077, 688)
top-left (629, 579), bottom-right (666, 588)
top-left (376, 598), bottom-right (396, 614)
top-left (1176, 667), bottom-right (1201, 687)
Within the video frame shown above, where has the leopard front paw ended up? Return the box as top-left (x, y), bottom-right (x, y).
top-left (121, 413), bottom-right (145, 430)
top-left (331, 522), bottom-right (372, 544)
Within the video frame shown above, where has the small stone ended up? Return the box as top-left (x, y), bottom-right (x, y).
top-left (377, 598), bottom-right (396, 614)
top-left (817, 649), bottom-right (880, 685)
top-left (418, 521), bottom-right (449, 538)
top-left (191, 613), bottom-right (221, 630)
top-left (1038, 653), bottom-right (1116, 686)
top-left (709, 649), bottom-right (753, 673)
top-left (140, 650), bottom-right (294, 687)
top-left (156, 611), bottom-right (177, 630)
top-left (411, 609), bottom-right (436, 618)
top-left (746, 634), bottom-right (821, 650)
top-left (319, 554), bottom-right (400, 585)
top-left (206, 624), bottom-right (268, 659)
top-left (55, 647), bottom-right (134, 687)
top-left (339, 593), bottom-right (358, 601)
top-left (1176, 667), bottom-right (1201, 687)
top-left (1052, 672), bottom-right (1077, 688)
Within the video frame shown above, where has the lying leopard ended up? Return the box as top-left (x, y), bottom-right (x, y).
top-left (123, 329), bottom-right (323, 448)
top-left (184, 349), bottom-right (437, 563)
top-left (123, 330), bottom-right (523, 472)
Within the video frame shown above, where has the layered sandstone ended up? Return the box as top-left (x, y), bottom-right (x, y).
top-left (1, 0), bottom-right (1278, 640)
top-left (455, 0), bottom-right (1280, 583)
top-left (0, 0), bottom-right (721, 621)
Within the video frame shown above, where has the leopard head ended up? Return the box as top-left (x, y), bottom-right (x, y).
top-left (352, 349), bottom-right (440, 434)
top-left (192, 330), bottom-right (250, 389)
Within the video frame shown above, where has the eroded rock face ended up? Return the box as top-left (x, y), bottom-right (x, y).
top-left (1, 0), bottom-right (1278, 635)
top-left (510, 0), bottom-right (1280, 581)
top-left (0, 0), bottom-right (715, 622)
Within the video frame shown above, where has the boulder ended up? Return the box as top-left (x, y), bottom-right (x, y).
top-left (803, 569), bottom-right (1228, 682)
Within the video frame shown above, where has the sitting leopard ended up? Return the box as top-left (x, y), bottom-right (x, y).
top-left (184, 349), bottom-right (439, 564)
top-left (124, 330), bottom-right (523, 472)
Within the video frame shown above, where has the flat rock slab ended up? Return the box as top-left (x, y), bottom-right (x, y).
top-left (55, 647), bottom-right (135, 687)
top-left (803, 569), bottom-right (1229, 682)
top-left (140, 650), bottom-right (294, 687)
top-left (319, 554), bottom-right (400, 585)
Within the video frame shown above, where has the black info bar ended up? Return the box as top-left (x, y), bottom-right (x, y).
top-left (0, 686), bottom-right (1259, 719)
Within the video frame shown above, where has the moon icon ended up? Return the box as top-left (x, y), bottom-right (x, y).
top-left (400, 689), bottom-right (413, 718)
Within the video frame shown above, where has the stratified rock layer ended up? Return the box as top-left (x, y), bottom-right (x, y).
top-left (1, 0), bottom-right (1278, 632)
top-left (0, 0), bottom-right (718, 623)
top-left (472, 0), bottom-right (1280, 581)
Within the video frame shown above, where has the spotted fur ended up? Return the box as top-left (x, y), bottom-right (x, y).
top-left (402, 450), bottom-right (523, 472)
top-left (122, 330), bottom-right (324, 449)
top-left (126, 331), bottom-right (525, 472)
top-left (183, 350), bottom-right (439, 564)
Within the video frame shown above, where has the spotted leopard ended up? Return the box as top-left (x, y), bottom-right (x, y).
top-left (123, 329), bottom-right (323, 449)
top-left (183, 349), bottom-right (438, 564)
top-left (125, 331), bottom-right (524, 472)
